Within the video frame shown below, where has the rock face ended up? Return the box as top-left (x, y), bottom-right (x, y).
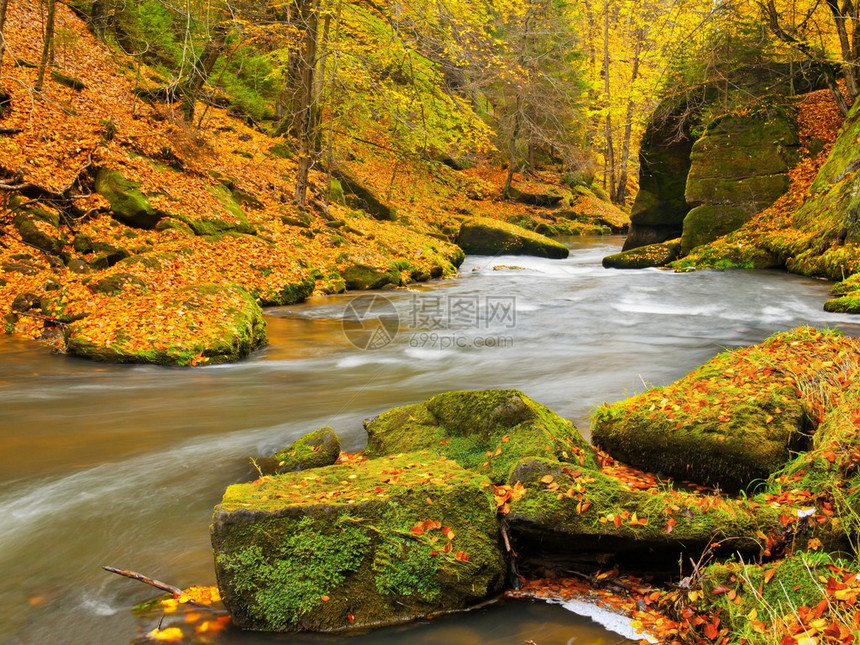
top-left (680, 113), bottom-right (799, 253)
top-left (592, 328), bottom-right (860, 493)
top-left (456, 217), bottom-right (569, 259)
top-left (623, 93), bottom-right (700, 251)
top-left (624, 65), bottom-right (827, 253)
top-left (64, 283), bottom-right (266, 365)
top-left (364, 389), bottom-right (597, 482)
top-left (211, 452), bottom-right (505, 632)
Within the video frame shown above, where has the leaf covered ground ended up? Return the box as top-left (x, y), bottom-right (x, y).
top-left (0, 0), bottom-right (624, 365)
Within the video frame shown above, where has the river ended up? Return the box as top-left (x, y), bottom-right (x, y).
top-left (1, 237), bottom-right (856, 644)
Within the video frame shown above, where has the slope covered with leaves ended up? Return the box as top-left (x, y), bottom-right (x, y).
top-left (0, 0), bottom-right (620, 365)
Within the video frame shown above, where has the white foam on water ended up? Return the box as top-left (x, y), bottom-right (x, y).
top-left (554, 598), bottom-right (658, 643)
top-left (613, 301), bottom-right (720, 316)
top-left (335, 354), bottom-right (402, 369)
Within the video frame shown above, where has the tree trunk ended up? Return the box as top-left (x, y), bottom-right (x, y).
top-left (294, 0), bottom-right (320, 208)
top-left (278, 0), bottom-right (309, 136)
top-left (602, 0), bottom-right (616, 202)
top-left (90, 0), bottom-right (108, 39)
top-left (503, 98), bottom-right (522, 198)
top-left (35, 0), bottom-right (57, 92)
top-left (0, 0), bottom-right (9, 76)
top-left (616, 28), bottom-right (642, 205)
top-left (182, 22), bottom-right (229, 122)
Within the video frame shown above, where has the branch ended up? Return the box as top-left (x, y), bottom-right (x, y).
top-left (103, 566), bottom-right (183, 597)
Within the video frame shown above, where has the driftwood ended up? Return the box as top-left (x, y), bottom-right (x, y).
top-left (103, 566), bottom-right (183, 597)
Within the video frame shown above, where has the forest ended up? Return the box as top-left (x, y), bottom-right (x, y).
top-left (3, 0), bottom-right (860, 643)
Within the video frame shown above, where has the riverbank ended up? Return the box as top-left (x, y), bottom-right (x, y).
top-left (0, 0), bottom-right (626, 367)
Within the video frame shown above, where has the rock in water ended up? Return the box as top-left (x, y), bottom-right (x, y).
top-left (260, 427), bottom-right (341, 475)
top-left (211, 452), bottom-right (505, 631)
top-left (364, 389), bottom-right (596, 482)
top-left (592, 327), bottom-right (860, 492)
top-left (456, 217), bottom-right (569, 259)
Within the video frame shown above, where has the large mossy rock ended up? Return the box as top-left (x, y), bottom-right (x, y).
top-left (456, 217), bottom-right (569, 259)
top-left (259, 427), bottom-right (341, 475)
top-left (364, 389), bottom-right (596, 483)
top-left (211, 452), bottom-right (505, 632)
top-left (592, 328), bottom-right (860, 493)
top-left (602, 239), bottom-right (681, 269)
top-left (680, 113), bottom-right (799, 253)
top-left (64, 283), bottom-right (266, 365)
top-left (94, 168), bottom-right (164, 229)
top-left (331, 166), bottom-right (396, 221)
top-left (505, 456), bottom-right (788, 575)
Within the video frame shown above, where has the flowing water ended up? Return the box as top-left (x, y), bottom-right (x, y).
top-left (1, 237), bottom-right (857, 644)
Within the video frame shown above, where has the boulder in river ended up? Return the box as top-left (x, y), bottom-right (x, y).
top-left (364, 389), bottom-right (596, 483)
top-left (259, 427), bottom-right (341, 475)
top-left (592, 327), bottom-right (860, 493)
top-left (211, 451), bottom-right (505, 631)
top-left (456, 217), bottom-right (569, 259)
top-left (64, 283), bottom-right (266, 366)
top-left (602, 239), bottom-right (681, 269)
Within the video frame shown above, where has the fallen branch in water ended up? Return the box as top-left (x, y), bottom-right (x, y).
top-left (103, 566), bottom-right (183, 597)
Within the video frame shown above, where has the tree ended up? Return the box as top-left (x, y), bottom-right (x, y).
top-left (36, 0), bottom-right (57, 92)
top-left (761, 0), bottom-right (855, 114)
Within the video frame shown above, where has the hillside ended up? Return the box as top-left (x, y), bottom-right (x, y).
top-left (0, 0), bottom-right (626, 365)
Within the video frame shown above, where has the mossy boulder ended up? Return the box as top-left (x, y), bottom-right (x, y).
top-left (332, 166), bottom-right (396, 221)
top-left (592, 328), bottom-right (860, 493)
top-left (505, 456), bottom-right (784, 575)
top-left (211, 452), bottom-right (505, 632)
top-left (64, 283), bottom-right (266, 366)
top-left (602, 239), bottom-right (681, 269)
top-left (256, 275), bottom-right (315, 306)
top-left (89, 272), bottom-right (145, 296)
top-left (94, 168), bottom-right (163, 229)
top-left (342, 262), bottom-right (400, 290)
top-left (456, 217), bottom-right (569, 259)
top-left (364, 389), bottom-right (596, 483)
top-left (13, 209), bottom-right (65, 255)
top-left (260, 427), bottom-right (341, 475)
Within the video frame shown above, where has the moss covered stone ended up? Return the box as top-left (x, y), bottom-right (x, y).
top-left (13, 210), bottom-right (65, 255)
top-left (332, 166), bottom-right (396, 221)
top-left (364, 389), bottom-right (596, 483)
top-left (456, 217), bottom-right (569, 259)
top-left (342, 262), bottom-right (399, 290)
top-left (602, 239), bottom-right (681, 269)
top-left (261, 427), bottom-right (341, 475)
top-left (211, 452), bottom-right (505, 632)
top-left (64, 283), bottom-right (266, 365)
top-left (94, 168), bottom-right (163, 229)
top-left (592, 328), bottom-right (860, 493)
top-left (506, 456), bottom-right (785, 575)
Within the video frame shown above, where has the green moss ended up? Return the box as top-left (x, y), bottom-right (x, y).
top-left (364, 389), bottom-right (596, 483)
top-left (64, 283), bottom-right (266, 366)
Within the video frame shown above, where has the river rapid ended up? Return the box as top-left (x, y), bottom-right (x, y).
top-left (1, 237), bottom-right (856, 644)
